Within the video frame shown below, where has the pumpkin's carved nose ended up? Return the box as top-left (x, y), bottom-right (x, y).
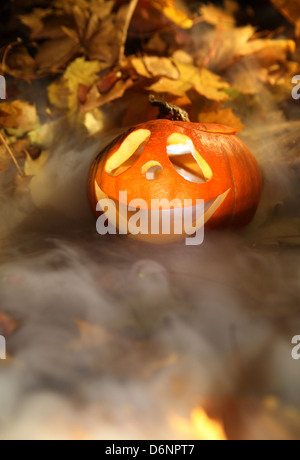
top-left (142, 161), bottom-right (163, 180)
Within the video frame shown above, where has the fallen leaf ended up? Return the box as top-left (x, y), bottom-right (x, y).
top-left (147, 77), bottom-right (191, 96)
top-left (131, 57), bottom-right (152, 78)
top-left (153, 0), bottom-right (194, 29)
top-left (198, 108), bottom-right (245, 132)
top-left (132, 56), bottom-right (179, 79)
top-left (199, 2), bottom-right (236, 29)
top-left (19, 8), bottom-right (60, 40)
top-left (143, 56), bottom-right (179, 79)
top-left (0, 101), bottom-right (39, 137)
top-left (24, 150), bottom-right (49, 177)
top-left (146, 33), bottom-right (167, 53)
top-left (0, 135), bottom-right (28, 174)
top-left (68, 319), bottom-right (114, 351)
top-left (271, 0), bottom-right (300, 36)
top-left (172, 50), bottom-right (193, 65)
top-left (148, 61), bottom-right (229, 101)
top-left (80, 77), bottom-right (134, 113)
top-left (0, 145), bottom-right (11, 172)
top-left (141, 352), bottom-right (178, 378)
top-left (195, 26), bottom-right (256, 73)
top-left (239, 38), bottom-right (296, 64)
top-left (0, 313), bottom-right (19, 336)
top-left (137, 0), bottom-right (194, 29)
top-left (20, 0), bottom-right (138, 73)
top-left (54, 0), bottom-right (115, 20)
top-left (48, 57), bottom-right (104, 113)
top-left (84, 109), bottom-right (106, 135)
top-left (192, 67), bottom-right (230, 101)
top-left (4, 46), bottom-right (36, 80)
top-left (97, 69), bottom-right (124, 94)
top-left (28, 122), bottom-right (57, 149)
top-left (35, 38), bottom-right (79, 73)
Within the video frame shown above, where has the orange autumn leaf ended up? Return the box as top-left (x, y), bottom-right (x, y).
top-left (198, 108), bottom-right (244, 133)
top-left (271, 0), bottom-right (300, 36)
top-left (0, 313), bottom-right (19, 336)
top-left (138, 0), bottom-right (194, 29)
top-left (68, 320), bottom-right (114, 351)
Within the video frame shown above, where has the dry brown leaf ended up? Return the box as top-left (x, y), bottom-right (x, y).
top-left (225, 41), bottom-right (298, 96)
top-left (146, 33), bottom-right (167, 53)
top-left (19, 8), bottom-right (63, 40)
top-left (35, 38), bottom-right (79, 73)
top-left (48, 57), bottom-right (105, 113)
top-left (0, 313), bottom-right (19, 336)
top-left (143, 56), bottom-right (179, 79)
top-left (20, 0), bottom-right (138, 73)
top-left (0, 101), bottom-right (39, 136)
top-left (239, 38), bottom-right (296, 64)
top-left (68, 319), bottom-right (114, 351)
top-left (0, 144), bottom-right (13, 172)
top-left (198, 108), bottom-right (244, 133)
top-left (195, 26), bottom-right (256, 73)
top-left (4, 46), bottom-right (36, 80)
top-left (81, 77), bottom-right (134, 113)
top-left (132, 56), bottom-right (179, 79)
top-left (271, 0), bottom-right (300, 36)
top-left (131, 57), bottom-right (152, 78)
top-left (54, 0), bottom-right (114, 20)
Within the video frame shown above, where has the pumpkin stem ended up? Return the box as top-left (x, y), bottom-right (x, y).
top-left (148, 95), bottom-right (190, 122)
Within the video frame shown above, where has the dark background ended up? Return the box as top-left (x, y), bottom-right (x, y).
top-left (0, 0), bottom-right (290, 47)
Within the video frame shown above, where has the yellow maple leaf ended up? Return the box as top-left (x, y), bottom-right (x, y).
top-left (48, 57), bottom-right (105, 114)
top-left (148, 60), bottom-right (229, 102)
top-left (199, 2), bottom-right (236, 29)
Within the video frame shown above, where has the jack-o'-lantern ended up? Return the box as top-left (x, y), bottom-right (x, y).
top-left (88, 119), bottom-right (262, 243)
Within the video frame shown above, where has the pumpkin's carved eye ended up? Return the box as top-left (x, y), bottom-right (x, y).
top-left (105, 129), bottom-right (151, 177)
top-left (167, 133), bottom-right (213, 184)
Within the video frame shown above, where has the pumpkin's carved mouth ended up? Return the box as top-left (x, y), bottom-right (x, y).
top-left (94, 180), bottom-right (230, 240)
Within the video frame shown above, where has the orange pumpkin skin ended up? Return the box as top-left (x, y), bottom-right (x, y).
top-left (88, 119), bottom-right (262, 229)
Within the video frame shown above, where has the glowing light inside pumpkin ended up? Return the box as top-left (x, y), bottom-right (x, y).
top-left (167, 133), bottom-right (213, 184)
top-left (142, 161), bottom-right (163, 180)
top-left (170, 407), bottom-right (227, 441)
top-left (105, 129), bottom-right (151, 177)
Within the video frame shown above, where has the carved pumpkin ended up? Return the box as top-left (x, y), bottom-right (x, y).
top-left (88, 119), bottom-right (262, 240)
